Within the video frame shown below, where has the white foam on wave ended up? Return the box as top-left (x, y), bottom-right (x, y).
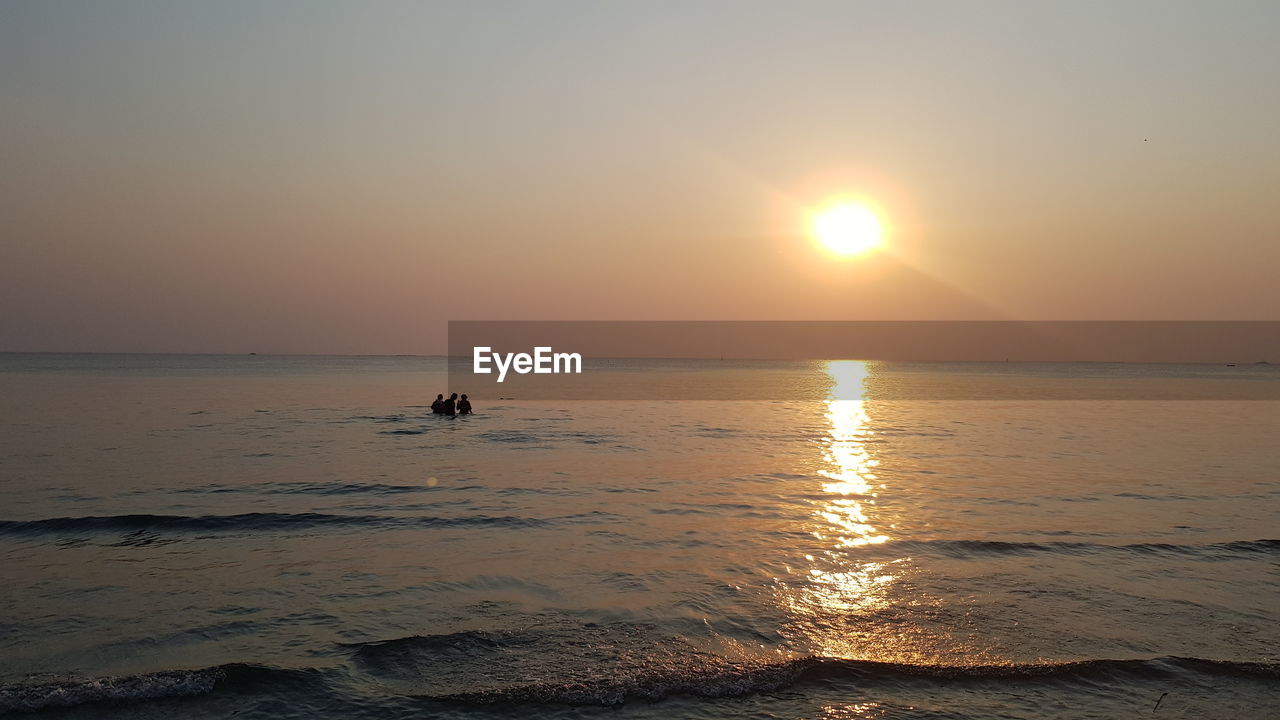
top-left (0, 668), bottom-right (223, 713)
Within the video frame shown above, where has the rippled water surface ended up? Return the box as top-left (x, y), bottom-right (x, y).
top-left (1, 355), bottom-right (1277, 718)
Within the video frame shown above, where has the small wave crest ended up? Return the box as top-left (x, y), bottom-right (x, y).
top-left (169, 481), bottom-right (478, 497)
top-left (2, 652), bottom-right (1274, 713)
top-left (876, 538), bottom-right (1280, 559)
top-left (0, 664), bottom-right (327, 714)
top-left (813, 655), bottom-right (1280, 682)
top-left (343, 625), bottom-right (1280, 707)
top-left (419, 654), bottom-right (1280, 706)
top-left (422, 659), bottom-right (805, 705)
top-left (346, 627), bottom-right (805, 705)
top-left (0, 668), bottom-right (224, 714)
top-left (0, 512), bottom-right (548, 537)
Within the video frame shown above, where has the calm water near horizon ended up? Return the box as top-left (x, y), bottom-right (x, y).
top-left (1, 354), bottom-right (1277, 718)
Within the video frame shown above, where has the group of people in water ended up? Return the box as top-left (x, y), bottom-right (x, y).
top-left (430, 393), bottom-right (472, 416)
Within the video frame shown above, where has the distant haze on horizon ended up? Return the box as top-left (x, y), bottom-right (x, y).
top-left (3, 1), bottom-right (1279, 354)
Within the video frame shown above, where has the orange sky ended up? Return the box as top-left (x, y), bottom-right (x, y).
top-left (2, 2), bottom-right (1278, 353)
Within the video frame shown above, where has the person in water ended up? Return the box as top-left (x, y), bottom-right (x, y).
top-left (430, 394), bottom-right (445, 414)
top-left (457, 394), bottom-right (472, 414)
top-left (441, 392), bottom-right (458, 416)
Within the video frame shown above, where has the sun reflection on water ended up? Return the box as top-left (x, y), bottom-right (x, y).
top-left (820, 702), bottom-right (890, 719)
top-left (779, 360), bottom-right (903, 659)
top-left (817, 361), bottom-right (889, 548)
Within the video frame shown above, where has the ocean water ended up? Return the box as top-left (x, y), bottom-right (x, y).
top-left (1, 354), bottom-right (1277, 719)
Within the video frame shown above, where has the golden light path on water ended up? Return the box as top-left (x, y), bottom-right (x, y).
top-left (777, 360), bottom-right (908, 670)
top-left (818, 361), bottom-right (889, 550)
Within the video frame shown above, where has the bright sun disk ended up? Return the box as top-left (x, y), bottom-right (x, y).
top-left (812, 203), bottom-right (884, 258)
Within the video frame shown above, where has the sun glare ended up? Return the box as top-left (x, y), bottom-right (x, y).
top-left (811, 203), bottom-right (884, 258)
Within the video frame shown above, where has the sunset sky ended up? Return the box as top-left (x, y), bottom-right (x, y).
top-left (3, 1), bottom-right (1278, 354)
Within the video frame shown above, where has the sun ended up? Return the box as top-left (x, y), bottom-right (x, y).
top-left (811, 203), bottom-right (884, 258)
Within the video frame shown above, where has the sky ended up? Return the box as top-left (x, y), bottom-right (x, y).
top-left (2, 1), bottom-right (1278, 354)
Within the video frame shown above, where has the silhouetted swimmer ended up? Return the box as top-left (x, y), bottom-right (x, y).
top-left (430, 394), bottom-right (445, 414)
top-left (441, 393), bottom-right (457, 416)
top-left (457, 394), bottom-right (472, 414)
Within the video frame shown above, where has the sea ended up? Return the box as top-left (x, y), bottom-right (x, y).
top-left (0, 354), bottom-right (1277, 719)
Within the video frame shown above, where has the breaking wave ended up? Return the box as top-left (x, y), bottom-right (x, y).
top-left (2, 651), bottom-right (1275, 714)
